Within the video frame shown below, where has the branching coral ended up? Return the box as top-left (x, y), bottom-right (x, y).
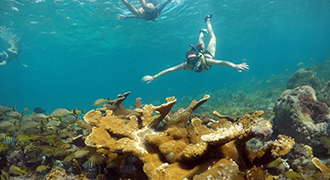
top-left (84, 92), bottom-right (294, 180)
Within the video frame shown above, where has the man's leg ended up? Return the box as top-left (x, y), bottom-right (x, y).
top-left (121, 0), bottom-right (143, 16)
top-left (206, 19), bottom-right (216, 58)
top-left (139, 0), bottom-right (155, 12)
top-left (198, 29), bottom-right (204, 49)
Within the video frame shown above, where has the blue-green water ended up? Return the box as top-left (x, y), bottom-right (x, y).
top-left (1, 0), bottom-right (330, 113)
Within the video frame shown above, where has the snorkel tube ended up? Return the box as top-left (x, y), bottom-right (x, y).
top-left (189, 44), bottom-right (200, 57)
top-left (189, 44), bottom-right (201, 71)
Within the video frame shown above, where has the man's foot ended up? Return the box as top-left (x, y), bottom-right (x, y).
top-left (199, 28), bottom-right (208, 34)
top-left (204, 12), bottom-right (217, 22)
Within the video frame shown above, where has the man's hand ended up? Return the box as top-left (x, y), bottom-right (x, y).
top-left (235, 63), bottom-right (249, 72)
top-left (117, 15), bottom-right (126, 21)
top-left (142, 75), bottom-right (154, 83)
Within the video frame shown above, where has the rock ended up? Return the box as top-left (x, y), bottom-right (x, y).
top-left (286, 68), bottom-right (322, 93)
top-left (273, 86), bottom-right (330, 156)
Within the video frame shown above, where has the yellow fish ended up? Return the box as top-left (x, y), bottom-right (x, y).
top-left (17, 134), bottom-right (35, 144)
top-left (320, 136), bottom-right (330, 154)
top-left (267, 158), bottom-right (286, 168)
top-left (41, 147), bottom-right (56, 157)
top-left (9, 165), bottom-right (27, 175)
top-left (36, 165), bottom-right (50, 172)
top-left (63, 154), bottom-right (75, 163)
top-left (284, 169), bottom-right (302, 180)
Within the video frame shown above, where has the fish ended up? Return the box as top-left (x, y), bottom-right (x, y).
top-left (17, 134), bottom-right (34, 144)
top-left (20, 121), bottom-right (40, 131)
top-left (93, 97), bottom-right (110, 106)
top-left (284, 169), bottom-right (303, 180)
top-left (21, 114), bottom-right (34, 121)
top-left (73, 149), bottom-right (89, 158)
top-left (31, 113), bottom-right (51, 122)
top-left (0, 121), bottom-right (15, 129)
top-left (0, 133), bottom-right (6, 139)
top-left (127, 156), bottom-right (135, 164)
top-left (6, 125), bottom-right (19, 134)
top-left (167, 152), bottom-right (175, 157)
top-left (122, 156), bottom-right (137, 173)
top-left (106, 156), bottom-right (123, 168)
top-left (9, 165), bottom-right (27, 175)
top-left (88, 152), bottom-right (105, 164)
top-left (2, 136), bottom-right (17, 145)
top-left (36, 165), bottom-right (50, 172)
top-left (50, 108), bottom-right (75, 118)
top-left (0, 105), bottom-right (13, 113)
top-left (23, 108), bottom-right (30, 112)
top-left (73, 107), bottom-right (85, 116)
top-left (24, 127), bottom-right (42, 135)
top-left (296, 62), bottom-right (303, 66)
top-left (82, 160), bottom-right (97, 170)
top-left (123, 164), bottom-right (137, 174)
top-left (5, 111), bottom-right (22, 119)
top-left (267, 158), bottom-right (286, 168)
top-left (320, 136), bottom-right (330, 154)
top-left (57, 129), bottom-right (73, 138)
top-left (46, 120), bottom-right (60, 127)
top-left (41, 146), bottom-right (56, 157)
top-left (0, 142), bottom-right (9, 152)
top-left (45, 134), bottom-right (61, 146)
top-left (63, 154), bottom-right (75, 163)
top-left (64, 114), bottom-right (77, 124)
top-left (33, 107), bottom-right (46, 114)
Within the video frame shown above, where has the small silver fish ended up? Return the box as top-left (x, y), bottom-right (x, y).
top-left (93, 97), bottom-right (110, 106)
top-left (50, 108), bottom-right (74, 118)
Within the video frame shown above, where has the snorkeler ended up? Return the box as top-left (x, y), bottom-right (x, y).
top-left (142, 14), bottom-right (249, 83)
top-left (118, 0), bottom-right (172, 21)
top-left (0, 39), bottom-right (27, 68)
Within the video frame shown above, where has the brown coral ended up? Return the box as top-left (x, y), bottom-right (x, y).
top-left (299, 93), bottom-right (330, 123)
top-left (312, 157), bottom-right (330, 175)
top-left (84, 92), bottom-right (294, 180)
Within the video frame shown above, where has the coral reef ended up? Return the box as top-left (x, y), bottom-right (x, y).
top-left (317, 80), bottom-right (330, 107)
top-left (84, 92), bottom-right (295, 179)
top-left (273, 86), bottom-right (330, 156)
top-left (286, 68), bottom-right (323, 93)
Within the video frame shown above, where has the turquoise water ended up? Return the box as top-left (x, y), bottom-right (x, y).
top-left (0, 0), bottom-right (330, 113)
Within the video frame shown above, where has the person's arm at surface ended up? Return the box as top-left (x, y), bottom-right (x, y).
top-left (158, 0), bottom-right (171, 13)
top-left (118, 15), bottom-right (139, 21)
top-left (142, 63), bottom-right (184, 83)
top-left (206, 59), bottom-right (249, 72)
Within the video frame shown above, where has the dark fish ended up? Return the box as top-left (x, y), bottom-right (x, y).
top-left (82, 160), bottom-right (97, 169)
top-left (123, 156), bottom-right (137, 174)
top-left (2, 136), bottom-right (17, 145)
top-left (34, 107), bottom-right (46, 114)
top-left (123, 164), bottom-right (136, 174)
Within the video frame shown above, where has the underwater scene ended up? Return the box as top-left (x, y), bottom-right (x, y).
top-left (1, 0), bottom-right (330, 179)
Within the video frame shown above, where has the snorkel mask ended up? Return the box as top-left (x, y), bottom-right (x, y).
top-left (187, 44), bottom-right (202, 72)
